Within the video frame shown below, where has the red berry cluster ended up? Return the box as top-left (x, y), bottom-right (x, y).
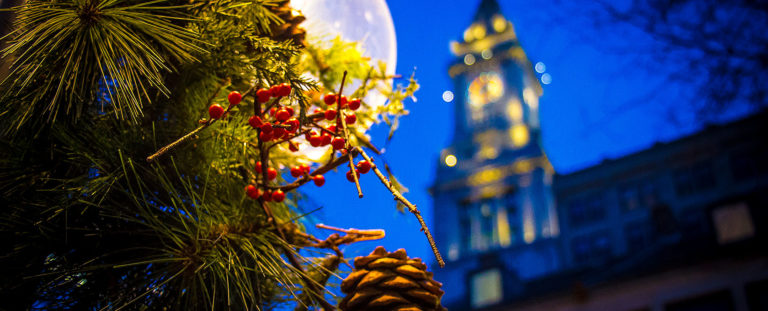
top-left (304, 93), bottom-right (361, 152)
top-left (210, 83), bottom-right (368, 203)
top-left (247, 83), bottom-right (301, 144)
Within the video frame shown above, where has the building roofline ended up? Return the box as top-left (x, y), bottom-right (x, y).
top-left (556, 109), bottom-right (768, 180)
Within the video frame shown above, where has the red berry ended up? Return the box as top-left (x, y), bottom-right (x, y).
top-left (255, 161), bottom-right (263, 173)
top-left (273, 127), bottom-right (286, 140)
top-left (271, 189), bottom-right (285, 202)
top-left (301, 164), bottom-right (311, 174)
top-left (290, 166), bottom-right (303, 178)
top-left (339, 95), bottom-right (348, 108)
top-left (228, 91), bottom-right (242, 106)
top-left (259, 131), bottom-right (273, 141)
top-left (278, 83), bottom-right (291, 97)
top-left (326, 125), bottom-right (337, 133)
top-left (276, 109), bottom-right (291, 122)
top-left (288, 142), bottom-right (299, 152)
top-left (262, 190), bottom-right (272, 201)
top-left (260, 123), bottom-right (273, 133)
top-left (348, 98), bottom-right (361, 110)
top-left (248, 115), bottom-right (263, 128)
top-left (256, 88), bottom-right (271, 103)
top-left (208, 104), bottom-right (225, 119)
top-left (309, 135), bottom-right (323, 147)
top-left (313, 175), bottom-right (325, 186)
top-left (286, 119), bottom-right (299, 132)
top-left (321, 134), bottom-right (332, 146)
top-left (357, 160), bottom-right (372, 174)
top-left (324, 109), bottom-right (337, 121)
top-left (245, 184), bottom-right (260, 199)
top-left (305, 131), bottom-right (317, 140)
top-left (323, 93), bottom-right (337, 106)
top-left (346, 169), bottom-right (360, 182)
top-left (331, 137), bottom-right (346, 150)
top-left (269, 85), bottom-right (280, 97)
top-left (345, 114), bottom-right (356, 125)
top-left (269, 107), bottom-right (277, 116)
top-left (267, 167), bottom-right (277, 180)
top-left (285, 107), bottom-right (295, 116)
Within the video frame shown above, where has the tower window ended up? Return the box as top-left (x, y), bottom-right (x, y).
top-left (712, 202), bottom-right (755, 244)
top-left (618, 180), bottom-right (658, 212)
top-left (571, 231), bottom-right (613, 265)
top-left (509, 124), bottom-right (529, 148)
top-left (674, 161), bottom-right (717, 196)
top-left (567, 194), bottom-right (605, 227)
top-left (460, 196), bottom-right (518, 253)
top-left (471, 269), bottom-right (503, 308)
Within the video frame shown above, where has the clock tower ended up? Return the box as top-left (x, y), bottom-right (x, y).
top-left (432, 0), bottom-right (563, 308)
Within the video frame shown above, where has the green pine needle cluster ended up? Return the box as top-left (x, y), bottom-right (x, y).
top-left (1, 0), bottom-right (205, 131)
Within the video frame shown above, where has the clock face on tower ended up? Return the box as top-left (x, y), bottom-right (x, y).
top-left (468, 72), bottom-right (504, 122)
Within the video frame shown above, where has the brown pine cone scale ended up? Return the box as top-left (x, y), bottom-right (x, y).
top-left (339, 246), bottom-right (446, 311)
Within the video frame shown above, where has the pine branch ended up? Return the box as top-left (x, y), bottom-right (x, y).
top-left (0, 0), bottom-right (205, 130)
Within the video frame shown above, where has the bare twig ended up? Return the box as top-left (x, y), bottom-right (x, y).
top-left (146, 123), bottom-right (209, 163)
top-left (356, 147), bottom-right (445, 268)
top-left (336, 71), bottom-right (363, 198)
top-left (146, 86), bottom-right (253, 162)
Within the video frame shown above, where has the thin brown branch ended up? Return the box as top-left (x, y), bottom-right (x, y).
top-left (262, 202), bottom-right (336, 311)
top-left (146, 123), bottom-right (209, 162)
top-left (272, 148), bottom-right (360, 192)
top-left (345, 146), bottom-right (363, 198)
top-left (336, 71), bottom-right (363, 198)
top-left (356, 147), bottom-right (445, 268)
top-left (310, 121), bottom-right (337, 136)
top-left (255, 107), bottom-right (334, 310)
top-left (265, 129), bottom-right (310, 152)
top-left (146, 86), bottom-right (254, 162)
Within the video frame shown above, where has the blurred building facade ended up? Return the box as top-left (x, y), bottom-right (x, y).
top-left (432, 0), bottom-right (768, 310)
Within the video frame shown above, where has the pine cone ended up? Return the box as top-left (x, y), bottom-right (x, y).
top-left (267, 0), bottom-right (307, 47)
top-left (339, 246), bottom-right (447, 311)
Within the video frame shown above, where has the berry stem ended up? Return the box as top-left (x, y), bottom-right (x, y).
top-left (147, 86), bottom-right (253, 162)
top-left (272, 148), bottom-right (360, 192)
top-left (310, 121), bottom-right (338, 136)
top-left (356, 146), bottom-right (445, 268)
top-left (266, 129), bottom-right (310, 152)
top-left (334, 71), bottom-right (363, 198)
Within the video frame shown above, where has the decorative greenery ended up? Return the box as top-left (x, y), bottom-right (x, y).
top-left (0, 0), bottom-right (436, 310)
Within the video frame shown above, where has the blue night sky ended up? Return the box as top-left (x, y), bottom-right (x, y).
top-left (301, 0), bottom-right (739, 266)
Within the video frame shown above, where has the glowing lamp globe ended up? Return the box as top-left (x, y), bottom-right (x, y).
top-left (292, 0), bottom-right (397, 107)
top-left (292, 0), bottom-right (398, 161)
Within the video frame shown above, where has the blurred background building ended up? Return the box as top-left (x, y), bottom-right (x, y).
top-left (431, 1), bottom-right (768, 310)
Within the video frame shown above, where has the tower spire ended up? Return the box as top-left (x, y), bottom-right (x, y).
top-left (473, 0), bottom-right (502, 25)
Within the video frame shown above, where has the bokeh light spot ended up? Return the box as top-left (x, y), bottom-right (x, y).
top-left (481, 49), bottom-right (493, 59)
top-left (541, 73), bottom-right (552, 85)
top-left (445, 154), bottom-right (457, 167)
top-left (442, 90), bottom-right (455, 102)
top-left (464, 54), bottom-right (476, 65)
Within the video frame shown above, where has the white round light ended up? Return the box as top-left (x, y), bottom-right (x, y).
top-left (541, 73), bottom-right (552, 85)
top-left (442, 90), bottom-right (454, 103)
